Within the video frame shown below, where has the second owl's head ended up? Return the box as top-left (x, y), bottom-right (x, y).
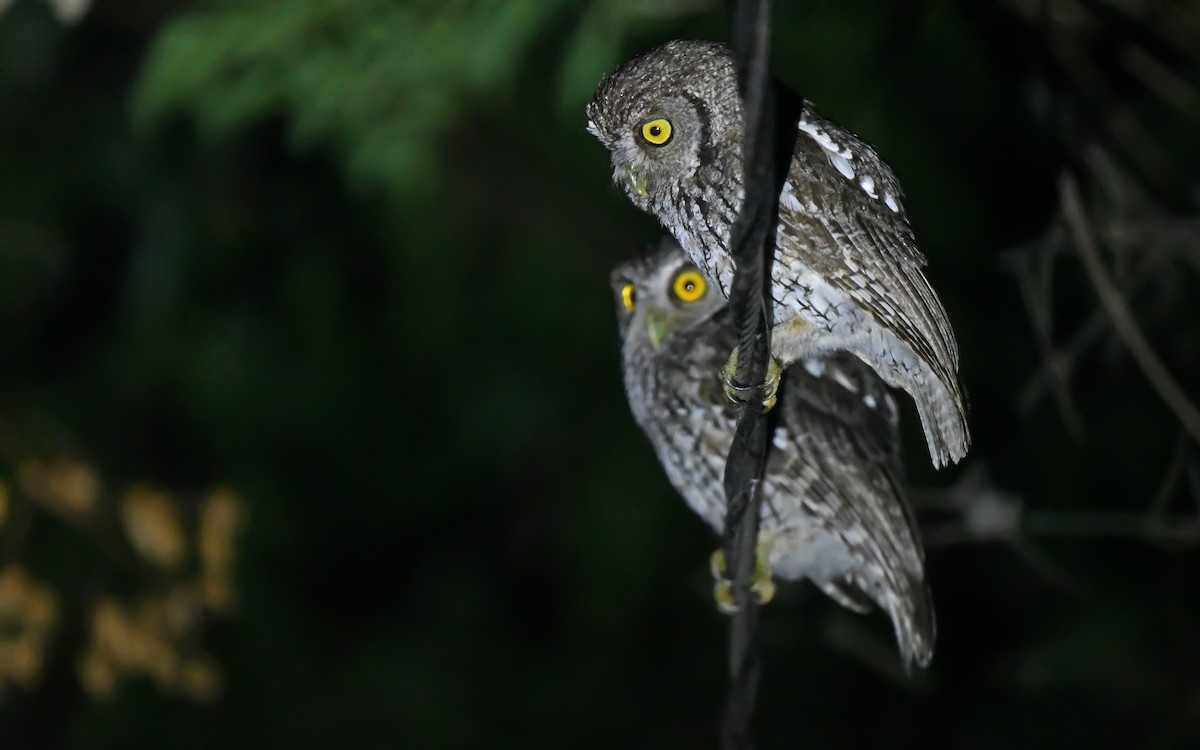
top-left (586, 40), bottom-right (742, 211)
top-left (610, 237), bottom-right (724, 354)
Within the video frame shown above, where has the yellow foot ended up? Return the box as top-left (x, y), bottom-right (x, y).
top-left (710, 547), bottom-right (776, 615)
top-left (721, 347), bottom-right (782, 412)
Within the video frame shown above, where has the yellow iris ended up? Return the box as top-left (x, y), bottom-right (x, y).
top-left (673, 270), bottom-right (707, 302)
top-left (641, 118), bottom-right (672, 146)
top-left (621, 283), bottom-right (636, 311)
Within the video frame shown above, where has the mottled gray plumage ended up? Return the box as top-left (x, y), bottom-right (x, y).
top-left (612, 238), bottom-right (935, 670)
top-left (588, 39), bottom-right (970, 469)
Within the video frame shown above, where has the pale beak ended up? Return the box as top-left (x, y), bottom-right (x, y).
top-left (627, 164), bottom-right (648, 198)
top-left (645, 310), bottom-right (670, 348)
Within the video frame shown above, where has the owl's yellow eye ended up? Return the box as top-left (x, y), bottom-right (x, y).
top-left (640, 118), bottom-right (673, 146)
top-left (672, 270), bottom-right (707, 303)
top-left (621, 283), bottom-right (636, 311)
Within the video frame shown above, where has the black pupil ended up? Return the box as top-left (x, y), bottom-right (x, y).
top-left (649, 125), bottom-right (661, 137)
top-left (684, 281), bottom-right (695, 292)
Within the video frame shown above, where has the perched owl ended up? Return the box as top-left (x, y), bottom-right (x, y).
top-left (613, 238), bottom-right (935, 670)
top-left (588, 39), bottom-right (969, 469)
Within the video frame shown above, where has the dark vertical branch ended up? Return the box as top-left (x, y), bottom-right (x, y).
top-left (721, 1), bottom-right (780, 748)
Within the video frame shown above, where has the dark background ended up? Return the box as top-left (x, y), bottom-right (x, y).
top-left (2, 0), bottom-right (1199, 747)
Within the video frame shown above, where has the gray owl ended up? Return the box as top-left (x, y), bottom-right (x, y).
top-left (613, 237), bottom-right (935, 670)
top-left (588, 39), bottom-right (969, 469)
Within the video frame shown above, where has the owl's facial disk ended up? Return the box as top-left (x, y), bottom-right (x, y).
top-left (587, 90), bottom-right (711, 213)
top-left (588, 40), bottom-right (742, 218)
top-left (611, 244), bottom-right (722, 352)
top-left (617, 105), bottom-right (701, 209)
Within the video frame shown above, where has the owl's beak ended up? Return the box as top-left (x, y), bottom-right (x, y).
top-left (645, 310), bottom-right (671, 348)
top-left (627, 164), bottom-right (648, 198)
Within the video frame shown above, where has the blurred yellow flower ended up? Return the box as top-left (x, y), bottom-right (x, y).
top-left (199, 487), bottom-right (247, 573)
top-left (141, 636), bottom-right (181, 688)
top-left (120, 485), bottom-right (187, 570)
top-left (77, 648), bottom-right (118, 700)
top-left (17, 458), bottom-right (100, 521)
top-left (178, 656), bottom-right (222, 703)
top-left (2, 443), bottom-right (245, 703)
top-left (81, 591), bottom-right (224, 701)
top-left (25, 585), bottom-right (58, 630)
top-left (161, 585), bottom-right (203, 637)
top-left (201, 574), bottom-right (238, 615)
top-left (0, 566), bottom-right (59, 690)
top-left (198, 487), bottom-right (247, 615)
top-left (92, 600), bottom-right (143, 667)
top-left (10, 638), bottom-right (43, 687)
top-left (0, 566), bottom-right (59, 631)
top-left (0, 566), bottom-right (29, 619)
top-left (0, 641), bottom-right (20, 685)
top-left (4, 463), bottom-right (245, 702)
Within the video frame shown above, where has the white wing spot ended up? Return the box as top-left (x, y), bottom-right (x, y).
top-left (798, 117), bottom-right (857, 180)
top-left (800, 115), bottom-right (928, 209)
top-left (864, 394), bottom-right (877, 408)
top-left (831, 370), bottom-right (857, 393)
top-left (829, 151), bottom-right (855, 180)
top-left (779, 183), bottom-right (804, 213)
top-left (797, 117), bottom-right (852, 158)
top-left (802, 358), bottom-right (826, 377)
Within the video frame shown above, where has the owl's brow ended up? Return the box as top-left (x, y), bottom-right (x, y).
top-left (682, 91), bottom-right (715, 164)
top-left (671, 262), bottom-right (699, 280)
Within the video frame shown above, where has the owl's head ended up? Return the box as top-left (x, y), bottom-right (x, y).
top-left (610, 237), bottom-right (724, 353)
top-left (587, 40), bottom-right (741, 212)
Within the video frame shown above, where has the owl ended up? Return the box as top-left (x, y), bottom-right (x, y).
top-left (588, 39), bottom-right (969, 469)
top-left (613, 237), bottom-right (935, 670)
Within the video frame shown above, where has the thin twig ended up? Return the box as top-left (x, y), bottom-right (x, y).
top-left (1016, 307), bottom-right (1105, 426)
top-left (1142, 430), bottom-right (1200, 548)
top-left (1008, 243), bottom-right (1087, 436)
top-left (1059, 174), bottom-right (1200, 448)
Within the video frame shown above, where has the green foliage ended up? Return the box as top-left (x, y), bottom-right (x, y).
top-left (133, 0), bottom-right (706, 199)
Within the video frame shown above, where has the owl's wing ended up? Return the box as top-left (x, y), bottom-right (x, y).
top-left (777, 105), bottom-right (961, 397)
top-left (779, 356), bottom-right (921, 575)
top-left (767, 355), bottom-right (934, 668)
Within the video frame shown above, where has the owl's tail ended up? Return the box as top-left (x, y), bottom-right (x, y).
top-left (912, 372), bottom-right (970, 469)
top-left (889, 577), bottom-right (937, 674)
top-left (839, 567), bottom-right (936, 673)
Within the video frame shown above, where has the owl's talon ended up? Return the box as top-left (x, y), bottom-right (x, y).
top-left (751, 578), bottom-right (776, 606)
top-left (709, 548), bottom-right (775, 614)
top-left (721, 348), bottom-right (781, 412)
top-left (713, 579), bottom-right (739, 615)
